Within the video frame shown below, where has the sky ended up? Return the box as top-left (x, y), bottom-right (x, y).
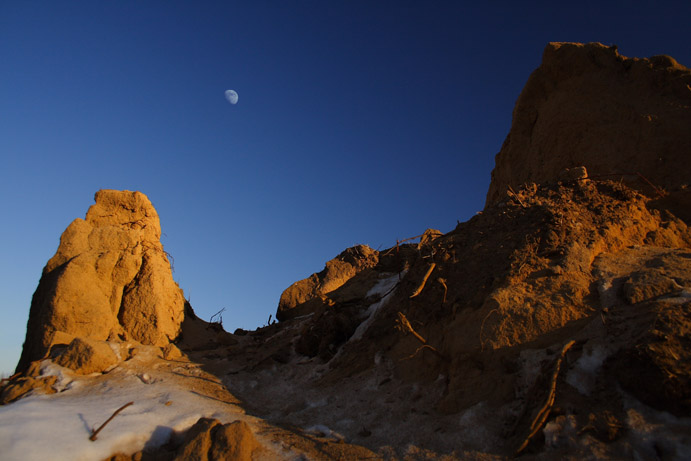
top-left (1, 0), bottom-right (690, 376)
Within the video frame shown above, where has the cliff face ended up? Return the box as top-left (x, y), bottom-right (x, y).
top-left (485, 42), bottom-right (691, 215)
top-left (16, 190), bottom-right (186, 372)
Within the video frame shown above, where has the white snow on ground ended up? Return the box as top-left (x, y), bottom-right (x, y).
top-left (0, 360), bottom-right (249, 461)
top-left (566, 344), bottom-right (610, 396)
top-left (349, 272), bottom-right (404, 342)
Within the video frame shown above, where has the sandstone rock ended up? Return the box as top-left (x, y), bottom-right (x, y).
top-left (53, 337), bottom-right (119, 374)
top-left (486, 42), bottom-right (691, 210)
top-left (276, 244), bottom-right (378, 321)
top-left (418, 228), bottom-right (443, 247)
top-left (172, 418), bottom-right (259, 461)
top-left (16, 190), bottom-right (186, 373)
top-left (0, 375), bottom-right (57, 405)
top-left (162, 343), bottom-right (183, 361)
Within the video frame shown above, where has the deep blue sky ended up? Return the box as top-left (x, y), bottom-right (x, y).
top-left (2, 1), bottom-right (690, 375)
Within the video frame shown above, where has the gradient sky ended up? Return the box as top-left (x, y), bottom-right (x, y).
top-left (1, 1), bottom-right (690, 375)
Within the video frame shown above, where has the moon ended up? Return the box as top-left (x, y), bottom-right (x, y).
top-left (224, 89), bottom-right (238, 105)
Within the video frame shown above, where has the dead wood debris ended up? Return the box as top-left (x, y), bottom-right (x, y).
top-left (89, 401), bottom-right (134, 441)
top-left (437, 278), bottom-right (448, 304)
top-left (515, 340), bottom-right (575, 456)
top-left (410, 263), bottom-right (436, 298)
top-left (395, 312), bottom-right (445, 360)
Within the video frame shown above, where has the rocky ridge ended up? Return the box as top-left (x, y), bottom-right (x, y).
top-left (2, 43), bottom-right (691, 460)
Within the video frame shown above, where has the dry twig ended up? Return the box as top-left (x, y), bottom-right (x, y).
top-left (437, 278), bottom-right (448, 304)
top-left (507, 185), bottom-right (526, 207)
top-left (89, 401), bottom-right (134, 441)
top-left (515, 340), bottom-right (575, 455)
top-left (1, 372), bottom-right (20, 383)
top-left (409, 263), bottom-right (436, 298)
top-left (405, 344), bottom-right (442, 360)
top-left (395, 312), bottom-right (445, 360)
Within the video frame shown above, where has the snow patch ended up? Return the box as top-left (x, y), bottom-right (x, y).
top-left (305, 424), bottom-right (345, 442)
top-left (662, 288), bottom-right (691, 305)
top-left (40, 360), bottom-right (75, 391)
top-left (566, 344), bottom-right (610, 395)
top-left (350, 272), bottom-right (404, 342)
top-left (543, 415), bottom-right (578, 449)
top-left (0, 368), bottom-right (249, 461)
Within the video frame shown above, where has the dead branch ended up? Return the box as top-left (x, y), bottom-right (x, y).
top-left (636, 172), bottom-right (667, 198)
top-left (209, 307), bottom-right (226, 325)
top-left (1, 372), bottom-right (20, 383)
top-left (515, 340), bottom-right (575, 456)
top-left (409, 263), bottom-right (436, 298)
top-left (582, 171), bottom-right (667, 198)
top-left (89, 401), bottom-right (134, 441)
top-left (507, 185), bottom-right (526, 207)
top-left (437, 278), bottom-right (448, 304)
top-left (382, 233), bottom-right (427, 256)
top-left (395, 312), bottom-right (445, 360)
top-left (404, 344), bottom-right (442, 360)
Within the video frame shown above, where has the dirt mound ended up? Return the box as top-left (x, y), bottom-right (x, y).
top-left (485, 42), bottom-right (691, 220)
top-left (16, 190), bottom-right (187, 373)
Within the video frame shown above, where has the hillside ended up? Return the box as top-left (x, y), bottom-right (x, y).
top-left (1, 42), bottom-right (690, 460)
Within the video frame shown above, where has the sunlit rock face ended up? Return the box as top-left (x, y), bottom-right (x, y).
top-left (486, 42), bottom-right (691, 214)
top-left (16, 190), bottom-right (186, 372)
top-left (276, 244), bottom-right (379, 321)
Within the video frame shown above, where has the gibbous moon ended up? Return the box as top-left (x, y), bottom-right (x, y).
top-left (225, 89), bottom-right (238, 104)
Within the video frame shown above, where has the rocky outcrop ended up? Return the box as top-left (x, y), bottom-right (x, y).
top-left (172, 418), bottom-right (260, 461)
top-left (276, 244), bottom-right (379, 321)
top-left (485, 42), bottom-right (691, 213)
top-left (52, 337), bottom-right (119, 375)
top-left (16, 190), bottom-right (186, 372)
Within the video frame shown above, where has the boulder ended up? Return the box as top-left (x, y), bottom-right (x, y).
top-left (276, 244), bottom-right (378, 321)
top-left (0, 376), bottom-right (57, 405)
top-left (16, 190), bottom-right (186, 372)
top-left (173, 418), bottom-right (260, 461)
top-left (52, 337), bottom-right (119, 375)
top-left (485, 42), bottom-right (691, 210)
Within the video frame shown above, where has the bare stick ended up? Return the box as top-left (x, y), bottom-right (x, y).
top-left (395, 312), bottom-right (445, 360)
top-left (89, 401), bottom-right (134, 441)
top-left (209, 307), bottom-right (226, 325)
top-left (437, 278), bottom-right (448, 304)
top-left (382, 233), bottom-right (426, 256)
top-left (410, 263), bottom-right (436, 298)
top-left (1, 372), bottom-right (20, 383)
top-left (515, 340), bottom-right (575, 455)
top-left (404, 344), bottom-right (442, 360)
top-left (507, 186), bottom-right (526, 207)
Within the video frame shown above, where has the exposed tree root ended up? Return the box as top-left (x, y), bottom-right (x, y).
top-left (409, 263), bottom-right (436, 298)
top-left (395, 312), bottom-right (445, 360)
top-left (515, 340), bottom-right (575, 456)
top-left (437, 278), bottom-right (448, 304)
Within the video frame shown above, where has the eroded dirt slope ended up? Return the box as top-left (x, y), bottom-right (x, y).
top-left (180, 178), bottom-right (691, 459)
